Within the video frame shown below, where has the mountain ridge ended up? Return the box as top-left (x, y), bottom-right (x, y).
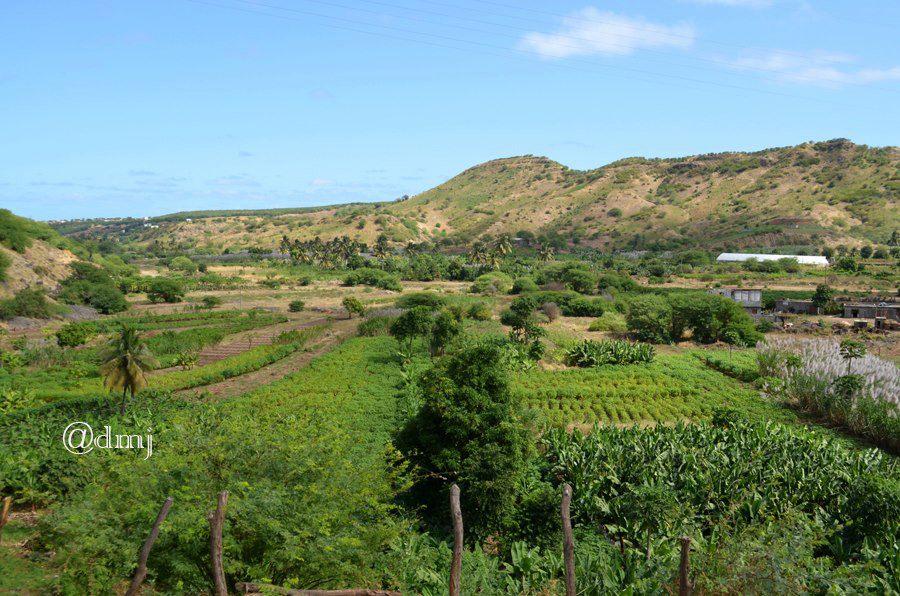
top-left (54, 139), bottom-right (899, 253)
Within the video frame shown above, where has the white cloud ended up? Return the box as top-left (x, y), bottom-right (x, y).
top-left (730, 50), bottom-right (900, 87)
top-left (518, 8), bottom-right (694, 59)
top-left (309, 178), bottom-right (334, 187)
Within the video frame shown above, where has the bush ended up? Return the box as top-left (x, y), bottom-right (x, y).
top-left (541, 302), bottom-right (561, 322)
top-left (397, 341), bottom-right (533, 538)
top-left (146, 277), bottom-right (186, 303)
top-left (467, 302), bottom-right (492, 321)
top-left (288, 299), bottom-right (305, 312)
top-left (357, 316), bottom-right (395, 337)
top-left (0, 250), bottom-right (10, 282)
top-left (470, 271), bottom-right (512, 295)
top-left (342, 296), bottom-right (366, 318)
top-left (200, 296), bottom-right (222, 309)
top-left (588, 311), bottom-right (628, 334)
top-left (626, 292), bottom-right (761, 346)
top-left (343, 267), bottom-right (402, 292)
top-left (168, 256), bottom-right (197, 274)
top-left (565, 339), bottom-right (655, 367)
top-left (396, 292), bottom-right (447, 311)
top-left (57, 263), bottom-right (129, 314)
top-left (389, 306), bottom-right (433, 350)
top-left (56, 322), bottom-right (98, 347)
top-left (510, 277), bottom-right (539, 294)
top-left (565, 296), bottom-right (606, 317)
top-left (0, 288), bottom-right (52, 320)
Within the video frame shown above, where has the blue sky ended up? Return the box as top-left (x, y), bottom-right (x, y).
top-left (2, 0), bottom-right (898, 220)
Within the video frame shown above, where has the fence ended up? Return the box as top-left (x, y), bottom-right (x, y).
top-left (0, 487), bottom-right (694, 595)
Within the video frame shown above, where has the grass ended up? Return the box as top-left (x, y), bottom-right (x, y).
top-left (0, 518), bottom-right (54, 593)
top-left (514, 349), bottom-right (790, 427)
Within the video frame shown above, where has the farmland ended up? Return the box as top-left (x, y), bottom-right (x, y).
top-left (1, 207), bottom-right (899, 594)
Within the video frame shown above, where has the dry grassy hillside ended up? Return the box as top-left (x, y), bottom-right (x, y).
top-left (0, 242), bottom-right (77, 299)
top-left (60, 139), bottom-right (898, 253)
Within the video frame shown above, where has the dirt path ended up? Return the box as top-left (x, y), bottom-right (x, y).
top-left (176, 317), bottom-right (359, 400)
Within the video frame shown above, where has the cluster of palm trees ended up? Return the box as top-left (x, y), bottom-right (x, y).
top-left (466, 235), bottom-right (554, 269)
top-left (279, 235), bottom-right (364, 269)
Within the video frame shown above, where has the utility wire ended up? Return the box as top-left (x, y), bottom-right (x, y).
top-left (181, 0), bottom-right (861, 109)
top-left (239, 0), bottom-right (899, 93)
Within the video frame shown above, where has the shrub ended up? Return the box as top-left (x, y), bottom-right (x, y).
top-left (390, 306), bottom-right (433, 350)
top-left (342, 296), bottom-right (366, 318)
top-left (146, 278), bottom-right (186, 303)
top-left (625, 294), bottom-right (673, 343)
top-left (470, 271), bottom-right (512, 295)
top-left (357, 315), bottom-right (395, 337)
top-left (467, 302), bottom-right (492, 321)
top-left (200, 296), bottom-right (222, 309)
top-left (541, 302), bottom-right (561, 322)
top-left (0, 288), bottom-right (52, 320)
top-left (397, 340), bottom-right (533, 538)
top-left (396, 292), bottom-right (447, 311)
top-left (0, 250), bottom-right (10, 282)
top-left (168, 256), bottom-right (198, 274)
top-left (288, 299), bottom-right (305, 312)
top-left (565, 296), bottom-right (606, 317)
top-left (511, 277), bottom-right (539, 294)
top-left (428, 310), bottom-right (461, 356)
top-left (56, 322), bottom-right (98, 347)
top-left (588, 311), bottom-right (628, 334)
top-left (343, 267), bottom-right (402, 292)
top-left (565, 339), bottom-right (655, 367)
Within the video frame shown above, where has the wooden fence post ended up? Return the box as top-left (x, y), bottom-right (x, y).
top-left (126, 496), bottom-right (174, 596)
top-left (561, 484), bottom-right (576, 596)
top-left (0, 496), bottom-right (12, 543)
top-left (210, 491), bottom-right (229, 596)
top-left (678, 536), bottom-right (692, 596)
top-left (449, 484), bottom-right (463, 596)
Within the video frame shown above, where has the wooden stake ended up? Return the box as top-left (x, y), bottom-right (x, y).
top-left (236, 585), bottom-right (400, 595)
top-left (0, 496), bottom-right (12, 543)
top-left (679, 536), bottom-right (692, 596)
top-left (561, 484), bottom-right (576, 596)
top-left (126, 496), bottom-right (174, 596)
top-left (449, 484), bottom-right (463, 596)
top-left (210, 491), bottom-right (229, 596)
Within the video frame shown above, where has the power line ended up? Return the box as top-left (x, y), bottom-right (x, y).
top-left (243, 0), bottom-right (899, 93)
top-left (180, 0), bottom-right (860, 109)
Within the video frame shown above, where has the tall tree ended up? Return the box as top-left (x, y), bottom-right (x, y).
top-left (100, 325), bottom-right (158, 415)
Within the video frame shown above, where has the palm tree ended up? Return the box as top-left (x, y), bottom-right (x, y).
top-left (100, 325), bottom-right (158, 415)
top-left (495, 234), bottom-right (513, 256)
top-left (538, 243), bottom-right (555, 262)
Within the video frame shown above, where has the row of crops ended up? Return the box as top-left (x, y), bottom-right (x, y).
top-left (0, 336), bottom-right (412, 591)
top-left (513, 350), bottom-right (789, 427)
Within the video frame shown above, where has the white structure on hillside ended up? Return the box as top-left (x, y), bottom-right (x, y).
top-left (716, 253), bottom-right (829, 266)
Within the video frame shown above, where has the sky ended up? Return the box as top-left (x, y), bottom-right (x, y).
top-left (1, 0), bottom-right (899, 220)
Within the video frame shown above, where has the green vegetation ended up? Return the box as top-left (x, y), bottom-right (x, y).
top-left (146, 277), bottom-right (186, 303)
top-left (99, 326), bottom-right (158, 414)
top-left (58, 262), bottom-right (128, 314)
top-left (343, 267), bottom-right (402, 291)
top-left (626, 292), bottom-right (761, 346)
top-left (288, 299), bottom-right (305, 312)
top-left (515, 350), bottom-right (787, 427)
top-left (0, 208), bottom-right (73, 253)
top-left (0, 288), bottom-right (52, 320)
top-left (564, 339), bottom-right (655, 367)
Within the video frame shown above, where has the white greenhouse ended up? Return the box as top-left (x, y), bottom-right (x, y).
top-left (716, 253), bottom-right (829, 266)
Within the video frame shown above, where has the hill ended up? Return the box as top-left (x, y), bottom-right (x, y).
top-left (0, 210), bottom-right (80, 299)
top-left (55, 139), bottom-right (898, 253)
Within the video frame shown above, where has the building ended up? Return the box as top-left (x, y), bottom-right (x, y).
top-left (708, 288), bottom-right (762, 315)
top-left (843, 302), bottom-right (900, 322)
top-left (774, 299), bottom-right (819, 315)
top-left (716, 253), bottom-right (829, 266)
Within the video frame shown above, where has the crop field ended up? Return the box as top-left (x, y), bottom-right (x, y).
top-left (1, 247), bottom-right (898, 594)
top-left (514, 350), bottom-right (787, 427)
